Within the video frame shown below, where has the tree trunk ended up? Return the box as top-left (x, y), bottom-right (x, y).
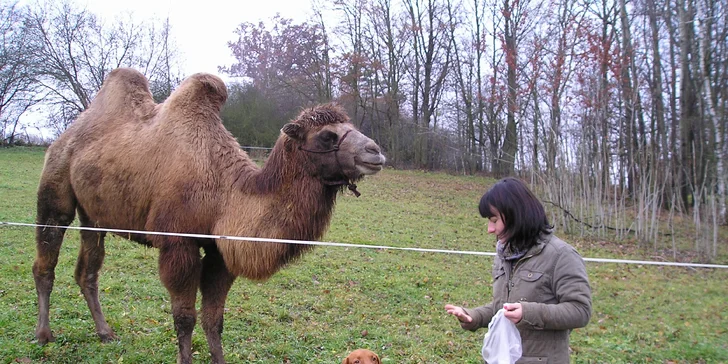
top-left (697, 0), bottom-right (726, 224)
top-left (501, 0), bottom-right (518, 177)
top-left (646, 0), bottom-right (670, 210)
top-left (679, 0), bottom-right (699, 210)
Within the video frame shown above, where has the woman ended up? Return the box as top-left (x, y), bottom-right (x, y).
top-left (444, 177), bottom-right (592, 363)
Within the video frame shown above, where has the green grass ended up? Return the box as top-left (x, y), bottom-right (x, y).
top-left (0, 146), bottom-right (727, 363)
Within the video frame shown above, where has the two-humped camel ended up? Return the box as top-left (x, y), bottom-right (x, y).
top-left (32, 68), bottom-right (385, 364)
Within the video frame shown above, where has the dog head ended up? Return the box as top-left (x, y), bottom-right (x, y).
top-left (342, 348), bottom-right (380, 364)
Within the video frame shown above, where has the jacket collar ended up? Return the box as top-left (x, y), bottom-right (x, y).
top-left (524, 234), bottom-right (549, 257)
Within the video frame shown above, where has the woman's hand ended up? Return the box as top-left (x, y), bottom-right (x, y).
top-left (444, 304), bottom-right (473, 323)
top-left (503, 303), bottom-right (523, 324)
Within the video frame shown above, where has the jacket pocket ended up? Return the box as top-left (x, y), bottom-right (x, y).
top-left (518, 269), bottom-right (543, 282)
top-left (516, 356), bottom-right (548, 363)
top-left (513, 269), bottom-right (546, 303)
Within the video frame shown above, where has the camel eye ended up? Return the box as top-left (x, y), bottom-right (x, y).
top-left (318, 130), bottom-right (338, 145)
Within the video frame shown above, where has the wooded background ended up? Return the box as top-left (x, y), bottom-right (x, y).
top-left (1, 0), bottom-right (726, 259)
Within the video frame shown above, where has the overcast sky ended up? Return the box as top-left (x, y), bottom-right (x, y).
top-left (81, 0), bottom-right (314, 77)
top-left (17, 0), bottom-right (316, 139)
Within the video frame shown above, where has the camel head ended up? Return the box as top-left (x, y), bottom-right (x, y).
top-left (282, 104), bottom-right (385, 189)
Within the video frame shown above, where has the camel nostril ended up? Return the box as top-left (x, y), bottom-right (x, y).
top-left (365, 144), bottom-right (381, 155)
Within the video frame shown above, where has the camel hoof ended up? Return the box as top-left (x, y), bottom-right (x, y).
top-left (35, 329), bottom-right (55, 345)
top-left (98, 331), bottom-right (119, 343)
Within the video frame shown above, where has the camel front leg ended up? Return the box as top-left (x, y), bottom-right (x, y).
top-left (74, 221), bottom-right (117, 342)
top-left (34, 192), bottom-right (76, 344)
top-left (158, 242), bottom-right (201, 364)
top-left (200, 245), bottom-right (237, 364)
top-left (33, 223), bottom-right (66, 344)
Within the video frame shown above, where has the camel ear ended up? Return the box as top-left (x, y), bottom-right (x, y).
top-left (281, 123), bottom-right (305, 141)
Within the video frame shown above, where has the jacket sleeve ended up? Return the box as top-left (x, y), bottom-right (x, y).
top-left (461, 302), bottom-right (496, 332)
top-left (518, 245), bottom-right (592, 331)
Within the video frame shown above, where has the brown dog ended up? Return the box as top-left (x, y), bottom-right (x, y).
top-left (342, 349), bottom-right (380, 364)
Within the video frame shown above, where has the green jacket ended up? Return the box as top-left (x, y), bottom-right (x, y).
top-left (462, 234), bottom-right (592, 363)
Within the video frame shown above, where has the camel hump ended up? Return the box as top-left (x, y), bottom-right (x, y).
top-left (105, 67), bottom-right (150, 90)
top-left (89, 67), bottom-right (155, 117)
top-left (165, 73), bottom-right (228, 113)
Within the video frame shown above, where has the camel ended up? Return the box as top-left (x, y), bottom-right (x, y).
top-left (32, 68), bottom-right (385, 364)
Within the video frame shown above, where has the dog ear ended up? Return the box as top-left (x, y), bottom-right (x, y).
top-left (341, 356), bottom-right (349, 364)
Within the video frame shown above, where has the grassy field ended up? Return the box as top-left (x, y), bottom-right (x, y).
top-left (0, 146), bottom-right (727, 363)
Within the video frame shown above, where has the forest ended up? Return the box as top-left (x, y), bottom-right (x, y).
top-left (1, 0), bottom-right (726, 258)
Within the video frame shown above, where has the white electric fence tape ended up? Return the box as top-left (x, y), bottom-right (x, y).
top-left (2, 221), bottom-right (727, 269)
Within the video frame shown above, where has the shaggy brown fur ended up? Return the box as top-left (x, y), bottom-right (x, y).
top-left (32, 68), bottom-right (385, 364)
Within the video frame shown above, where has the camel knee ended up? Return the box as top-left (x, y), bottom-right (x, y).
top-left (173, 312), bottom-right (197, 337)
top-left (74, 246), bottom-right (105, 288)
top-left (201, 306), bottom-right (225, 335)
top-left (33, 252), bottom-right (60, 286)
top-left (206, 319), bottom-right (224, 336)
top-left (34, 225), bottom-right (70, 276)
top-left (74, 271), bottom-right (98, 294)
top-left (32, 261), bottom-right (56, 287)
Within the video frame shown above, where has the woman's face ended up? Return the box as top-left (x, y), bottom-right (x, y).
top-left (487, 208), bottom-right (506, 241)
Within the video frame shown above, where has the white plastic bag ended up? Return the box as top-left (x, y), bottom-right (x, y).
top-left (481, 308), bottom-right (522, 364)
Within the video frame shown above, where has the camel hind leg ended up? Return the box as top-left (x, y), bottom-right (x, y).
top-left (33, 177), bottom-right (77, 344)
top-left (74, 210), bottom-right (117, 342)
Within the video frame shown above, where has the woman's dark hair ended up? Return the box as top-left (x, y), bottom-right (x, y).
top-left (479, 177), bottom-right (553, 252)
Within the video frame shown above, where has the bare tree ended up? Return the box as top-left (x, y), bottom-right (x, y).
top-left (497, 0), bottom-right (519, 176)
top-left (367, 0), bottom-right (410, 166)
top-left (23, 0), bottom-right (182, 132)
top-left (404, 0), bottom-right (452, 169)
top-left (142, 17), bottom-right (184, 103)
top-left (482, 0), bottom-right (507, 174)
top-left (542, 0), bottom-right (588, 174)
top-left (334, 0), bottom-right (368, 128)
top-left (696, 0), bottom-right (726, 224)
top-left (447, 0), bottom-right (489, 174)
top-left (677, 0), bottom-right (701, 210)
top-left (643, 0), bottom-right (670, 209)
top-left (1, 1), bottom-right (41, 145)
top-left (488, 0), bottom-right (539, 176)
top-left (584, 0), bottom-right (618, 197)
